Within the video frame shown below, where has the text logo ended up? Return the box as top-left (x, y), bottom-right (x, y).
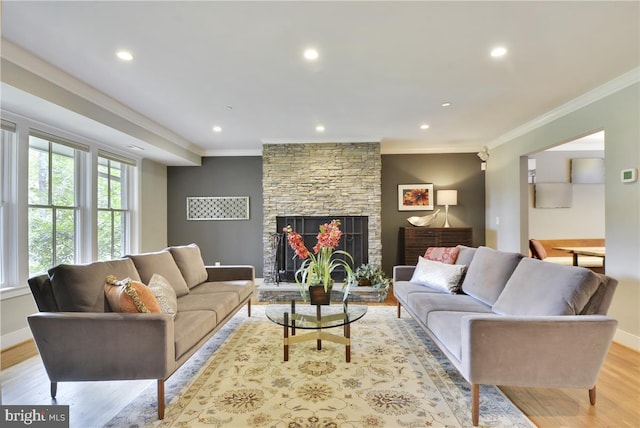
top-left (1, 406), bottom-right (69, 427)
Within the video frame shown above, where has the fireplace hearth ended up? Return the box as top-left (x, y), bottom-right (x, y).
top-left (275, 216), bottom-right (368, 282)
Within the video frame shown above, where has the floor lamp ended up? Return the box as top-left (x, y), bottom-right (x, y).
top-left (437, 190), bottom-right (458, 228)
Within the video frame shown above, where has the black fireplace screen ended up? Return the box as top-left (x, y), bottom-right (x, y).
top-left (276, 216), bottom-right (368, 283)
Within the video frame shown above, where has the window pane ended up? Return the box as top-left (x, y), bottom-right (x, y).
top-left (55, 208), bottom-right (75, 264)
top-left (113, 211), bottom-right (124, 258)
top-left (28, 137), bottom-right (50, 205)
top-left (97, 210), bottom-right (112, 261)
top-left (29, 207), bottom-right (54, 275)
top-left (51, 143), bottom-right (75, 207)
top-left (97, 161), bottom-right (109, 209)
top-left (111, 160), bottom-right (123, 209)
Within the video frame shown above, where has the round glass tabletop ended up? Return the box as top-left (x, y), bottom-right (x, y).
top-left (264, 290), bottom-right (368, 330)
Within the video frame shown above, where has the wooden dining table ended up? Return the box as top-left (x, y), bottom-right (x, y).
top-left (552, 246), bottom-right (606, 272)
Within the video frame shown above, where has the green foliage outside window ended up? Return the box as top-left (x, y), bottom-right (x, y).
top-left (97, 157), bottom-right (127, 260)
top-left (28, 137), bottom-right (76, 275)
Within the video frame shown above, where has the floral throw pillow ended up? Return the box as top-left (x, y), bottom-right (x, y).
top-left (104, 275), bottom-right (161, 313)
top-left (148, 273), bottom-right (178, 315)
top-left (424, 247), bottom-right (460, 264)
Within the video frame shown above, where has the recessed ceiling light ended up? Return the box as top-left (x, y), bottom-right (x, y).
top-left (212, 126), bottom-right (222, 133)
top-left (116, 50), bottom-right (134, 61)
top-left (315, 125), bottom-right (325, 132)
top-left (304, 48), bottom-right (319, 61)
top-left (125, 144), bottom-right (144, 151)
top-left (420, 124), bottom-right (430, 130)
top-left (441, 102), bottom-right (452, 107)
top-left (490, 46), bottom-right (507, 58)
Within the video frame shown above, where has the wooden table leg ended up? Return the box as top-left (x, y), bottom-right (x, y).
top-left (316, 304), bottom-right (322, 350)
top-left (284, 312), bottom-right (289, 361)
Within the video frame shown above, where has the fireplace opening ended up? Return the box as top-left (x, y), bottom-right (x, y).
top-left (275, 216), bottom-right (368, 282)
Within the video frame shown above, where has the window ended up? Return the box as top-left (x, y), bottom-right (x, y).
top-left (97, 153), bottom-right (131, 260)
top-left (0, 121), bottom-right (16, 286)
top-left (28, 134), bottom-right (82, 276)
top-left (0, 118), bottom-right (138, 296)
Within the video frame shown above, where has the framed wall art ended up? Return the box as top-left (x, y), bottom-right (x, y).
top-left (186, 196), bottom-right (250, 220)
top-left (398, 184), bottom-right (434, 211)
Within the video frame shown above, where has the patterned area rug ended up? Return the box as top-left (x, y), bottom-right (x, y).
top-left (106, 306), bottom-right (534, 427)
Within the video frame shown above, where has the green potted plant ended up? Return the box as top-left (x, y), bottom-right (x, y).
top-left (354, 263), bottom-right (391, 302)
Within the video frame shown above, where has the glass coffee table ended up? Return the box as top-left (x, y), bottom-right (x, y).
top-left (264, 290), bottom-right (367, 362)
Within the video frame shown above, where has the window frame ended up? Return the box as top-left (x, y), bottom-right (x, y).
top-left (0, 113), bottom-right (140, 299)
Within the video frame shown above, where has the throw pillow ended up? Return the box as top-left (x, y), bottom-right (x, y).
top-left (492, 258), bottom-right (602, 316)
top-left (168, 244), bottom-right (208, 289)
top-left (148, 273), bottom-right (178, 315)
top-left (127, 251), bottom-right (190, 297)
top-left (424, 247), bottom-right (460, 264)
top-left (460, 246), bottom-right (522, 306)
top-left (409, 256), bottom-right (466, 294)
top-left (104, 276), bottom-right (161, 313)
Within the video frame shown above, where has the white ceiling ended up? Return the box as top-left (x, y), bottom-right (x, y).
top-left (1, 1), bottom-right (638, 164)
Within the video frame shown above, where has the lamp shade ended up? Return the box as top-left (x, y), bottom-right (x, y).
top-left (437, 190), bottom-right (457, 206)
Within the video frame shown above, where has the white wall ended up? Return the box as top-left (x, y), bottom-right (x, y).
top-left (529, 150), bottom-right (605, 239)
top-left (139, 159), bottom-right (168, 253)
top-left (487, 81), bottom-right (640, 349)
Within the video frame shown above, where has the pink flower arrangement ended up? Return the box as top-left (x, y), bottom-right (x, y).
top-left (283, 219), bottom-right (355, 292)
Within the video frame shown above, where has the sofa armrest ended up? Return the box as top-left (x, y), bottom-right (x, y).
top-left (205, 265), bottom-right (255, 282)
top-left (393, 265), bottom-right (416, 282)
top-left (460, 314), bottom-right (617, 388)
top-left (28, 312), bottom-right (175, 382)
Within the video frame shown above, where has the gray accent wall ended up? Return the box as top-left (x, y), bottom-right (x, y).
top-left (167, 156), bottom-right (264, 275)
top-left (167, 152), bottom-right (485, 280)
top-left (381, 153), bottom-right (486, 275)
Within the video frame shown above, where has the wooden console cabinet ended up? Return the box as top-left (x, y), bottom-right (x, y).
top-left (400, 227), bottom-right (473, 265)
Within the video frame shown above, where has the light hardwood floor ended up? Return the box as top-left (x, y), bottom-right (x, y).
top-left (2, 294), bottom-right (639, 427)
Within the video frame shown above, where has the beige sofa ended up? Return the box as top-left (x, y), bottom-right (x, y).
top-left (27, 243), bottom-right (254, 419)
top-left (394, 245), bottom-right (618, 426)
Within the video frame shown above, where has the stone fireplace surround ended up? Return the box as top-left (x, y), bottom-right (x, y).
top-left (262, 142), bottom-right (382, 282)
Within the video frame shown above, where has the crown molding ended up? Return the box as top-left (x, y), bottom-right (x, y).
top-left (490, 67), bottom-right (640, 148)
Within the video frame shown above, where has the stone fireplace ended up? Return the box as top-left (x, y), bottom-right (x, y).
top-left (262, 142), bottom-right (382, 282)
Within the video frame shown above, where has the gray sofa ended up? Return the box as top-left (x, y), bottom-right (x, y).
top-left (393, 245), bottom-right (618, 426)
top-left (27, 243), bottom-right (254, 419)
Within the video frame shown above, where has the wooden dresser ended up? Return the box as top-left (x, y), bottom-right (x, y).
top-left (399, 227), bottom-right (473, 265)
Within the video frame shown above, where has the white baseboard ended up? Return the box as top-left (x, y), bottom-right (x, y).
top-left (614, 328), bottom-right (640, 352)
top-left (1, 327), bottom-right (33, 351)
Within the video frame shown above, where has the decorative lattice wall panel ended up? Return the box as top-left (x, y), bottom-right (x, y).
top-left (186, 197), bottom-right (249, 220)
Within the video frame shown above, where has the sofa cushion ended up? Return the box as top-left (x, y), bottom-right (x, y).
top-left (411, 293), bottom-right (493, 325)
top-left (127, 251), bottom-right (190, 297)
top-left (178, 291), bottom-right (240, 316)
top-left (428, 311), bottom-right (496, 362)
top-left (169, 243), bottom-right (208, 289)
top-left (173, 310), bottom-right (217, 359)
top-left (148, 273), bottom-right (178, 315)
top-left (455, 245), bottom-right (477, 266)
top-left (189, 280), bottom-right (254, 302)
top-left (410, 256), bottom-right (466, 294)
top-left (104, 276), bottom-right (162, 313)
top-left (49, 258), bottom-right (141, 312)
top-left (424, 247), bottom-right (460, 264)
top-left (460, 246), bottom-right (522, 306)
top-left (394, 281), bottom-right (446, 305)
top-left (492, 258), bottom-right (602, 316)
